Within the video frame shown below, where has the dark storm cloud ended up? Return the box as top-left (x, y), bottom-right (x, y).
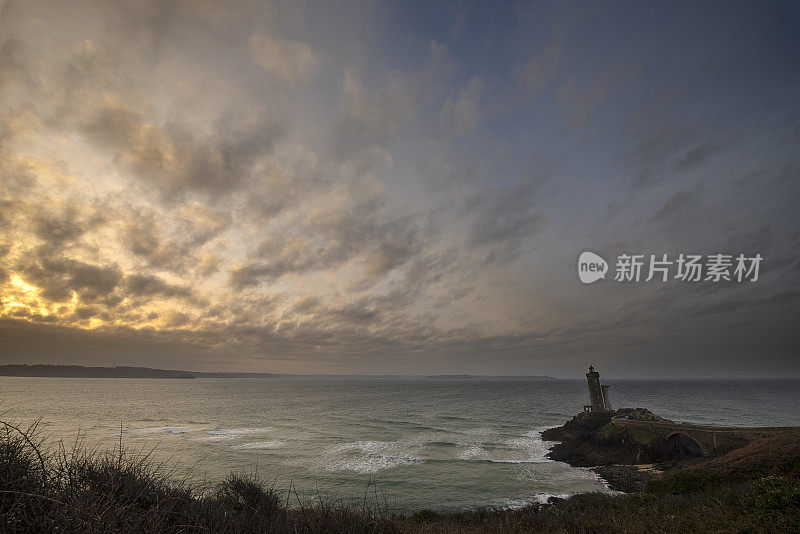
top-left (290, 296), bottom-right (320, 314)
top-left (464, 181), bottom-right (547, 266)
top-left (675, 142), bottom-right (722, 170)
top-left (2, 16), bottom-right (285, 205)
top-left (620, 121), bottom-right (698, 189)
top-left (0, 36), bottom-right (27, 89)
top-left (123, 274), bottom-right (191, 299)
top-left (0, 317), bottom-right (223, 369)
top-left (230, 199), bottom-right (428, 289)
top-left (80, 102), bottom-right (286, 200)
top-left (28, 204), bottom-right (106, 252)
top-left (466, 181), bottom-right (546, 244)
top-left (651, 184), bottom-right (705, 220)
top-left (19, 259), bottom-right (122, 303)
top-left (329, 300), bottom-right (380, 324)
top-left (116, 204), bottom-right (230, 273)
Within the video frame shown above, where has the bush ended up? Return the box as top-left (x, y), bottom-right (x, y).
top-left (647, 468), bottom-right (726, 494)
top-left (2, 418), bottom-right (800, 533)
top-left (410, 508), bottom-right (440, 522)
top-left (745, 476), bottom-right (800, 516)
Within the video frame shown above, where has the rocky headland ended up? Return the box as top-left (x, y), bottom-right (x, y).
top-left (541, 407), bottom-right (798, 492)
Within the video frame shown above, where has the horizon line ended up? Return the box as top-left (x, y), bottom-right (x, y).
top-left (0, 364), bottom-right (799, 380)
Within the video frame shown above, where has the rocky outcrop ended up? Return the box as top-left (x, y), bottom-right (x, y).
top-left (593, 465), bottom-right (661, 493)
top-left (540, 411), bottom-right (613, 442)
top-left (664, 432), bottom-right (704, 460)
top-left (542, 408), bottom-right (703, 467)
top-left (613, 407), bottom-right (673, 423)
top-left (542, 408), bottom-right (800, 493)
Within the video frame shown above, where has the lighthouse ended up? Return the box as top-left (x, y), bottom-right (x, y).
top-left (584, 365), bottom-right (612, 412)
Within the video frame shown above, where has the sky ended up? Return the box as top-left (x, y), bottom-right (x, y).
top-left (0, 0), bottom-right (798, 378)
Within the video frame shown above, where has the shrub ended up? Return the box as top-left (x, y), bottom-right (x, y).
top-left (647, 468), bottom-right (726, 494)
top-left (745, 476), bottom-right (800, 516)
top-left (2, 418), bottom-right (800, 533)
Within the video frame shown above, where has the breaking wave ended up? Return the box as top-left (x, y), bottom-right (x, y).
top-left (125, 426), bottom-right (197, 435)
top-left (192, 427), bottom-right (274, 442)
top-left (310, 428), bottom-right (555, 474)
top-left (231, 440), bottom-right (286, 450)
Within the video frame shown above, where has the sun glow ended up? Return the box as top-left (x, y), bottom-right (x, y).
top-left (1, 274), bottom-right (49, 317)
top-left (1, 274), bottom-right (194, 332)
top-left (1, 275), bottom-right (82, 320)
top-left (10, 274), bottom-right (37, 295)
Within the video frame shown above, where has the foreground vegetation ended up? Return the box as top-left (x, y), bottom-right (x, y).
top-left (1, 421), bottom-right (798, 533)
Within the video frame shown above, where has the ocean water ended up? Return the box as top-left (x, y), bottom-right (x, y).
top-left (1, 377), bottom-right (798, 511)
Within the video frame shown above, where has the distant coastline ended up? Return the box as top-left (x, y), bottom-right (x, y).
top-left (425, 374), bottom-right (555, 380)
top-left (0, 364), bottom-right (277, 379)
top-left (0, 364), bottom-right (199, 379)
top-left (0, 364), bottom-right (555, 380)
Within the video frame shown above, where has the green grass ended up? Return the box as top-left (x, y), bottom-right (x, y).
top-left (598, 423), bottom-right (662, 446)
top-left (2, 419), bottom-right (799, 533)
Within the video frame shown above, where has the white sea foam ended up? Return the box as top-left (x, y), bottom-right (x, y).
top-left (457, 445), bottom-right (485, 460)
top-left (316, 440), bottom-right (424, 474)
top-left (502, 430), bottom-right (552, 463)
top-left (192, 427), bottom-right (274, 442)
top-left (126, 426), bottom-right (195, 435)
top-left (231, 440), bottom-right (286, 450)
top-left (530, 492), bottom-right (575, 504)
top-left (450, 428), bottom-right (553, 463)
top-left (310, 427), bottom-right (556, 474)
top-left (485, 492), bottom-right (577, 510)
top-left (208, 427), bottom-right (274, 436)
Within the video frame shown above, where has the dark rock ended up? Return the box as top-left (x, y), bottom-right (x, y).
top-left (541, 411), bottom-right (612, 441)
top-left (543, 408), bottom-right (684, 468)
top-left (594, 465), bottom-right (660, 493)
top-left (546, 426), bottom-right (656, 467)
top-left (613, 408), bottom-right (673, 423)
top-left (664, 433), bottom-right (704, 461)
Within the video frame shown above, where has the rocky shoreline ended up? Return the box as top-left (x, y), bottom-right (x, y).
top-left (592, 464), bottom-right (661, 493)
top-left (541, 408), bottom-right (707, 492)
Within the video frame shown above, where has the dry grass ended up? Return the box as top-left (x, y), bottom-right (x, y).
top-left (1, 420), bottom-right (799, 533)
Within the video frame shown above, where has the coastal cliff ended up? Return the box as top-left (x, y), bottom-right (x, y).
top-left (541, 407), bottom-right (800, 492)
top-left (542, 408), bottom-right (703, 467)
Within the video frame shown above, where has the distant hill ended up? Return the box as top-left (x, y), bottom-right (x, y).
top-left (190, 371), bottom-right (279, 378)
top-left (0, 365), bottom-right (287, 379)
top-left (426, 374), bottom-right (555, 380)
top-left (0, 365), bottom-right (554, 380)
top-left (0, 365), bottom-right (196, 379)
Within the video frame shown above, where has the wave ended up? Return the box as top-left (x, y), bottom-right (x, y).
top-left (457, 445), bottom-right (485, 460)
top-left (311, 440), bottom-right (424, 474)
top-left (125, 426), bottom-right (196, 435)
top-left (493, 492), bottom-right (577, 510)
top-left (439, 415), bottom-right (469, 421)
top-left (449, 429), bottom-right (552, 463)
top-left (306, 428), bottom-right (557, 474)
top-left (426, 440), bottom-right (460, 448)
top-left (192, 427), bottom-right (274, 442)
top-left (208, 427), bottom-right (274, 436)
top-left (231, 440), bottom-right (286, 450)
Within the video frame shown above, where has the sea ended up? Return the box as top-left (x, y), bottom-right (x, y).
top-left (1, 377), bottom-right (799, 511)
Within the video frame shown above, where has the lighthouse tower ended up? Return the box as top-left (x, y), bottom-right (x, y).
top-left (585, 365), bottom-right (612, 412)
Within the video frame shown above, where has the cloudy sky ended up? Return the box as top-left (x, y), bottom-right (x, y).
top-left (1, 0), bottom-right (798, 377)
